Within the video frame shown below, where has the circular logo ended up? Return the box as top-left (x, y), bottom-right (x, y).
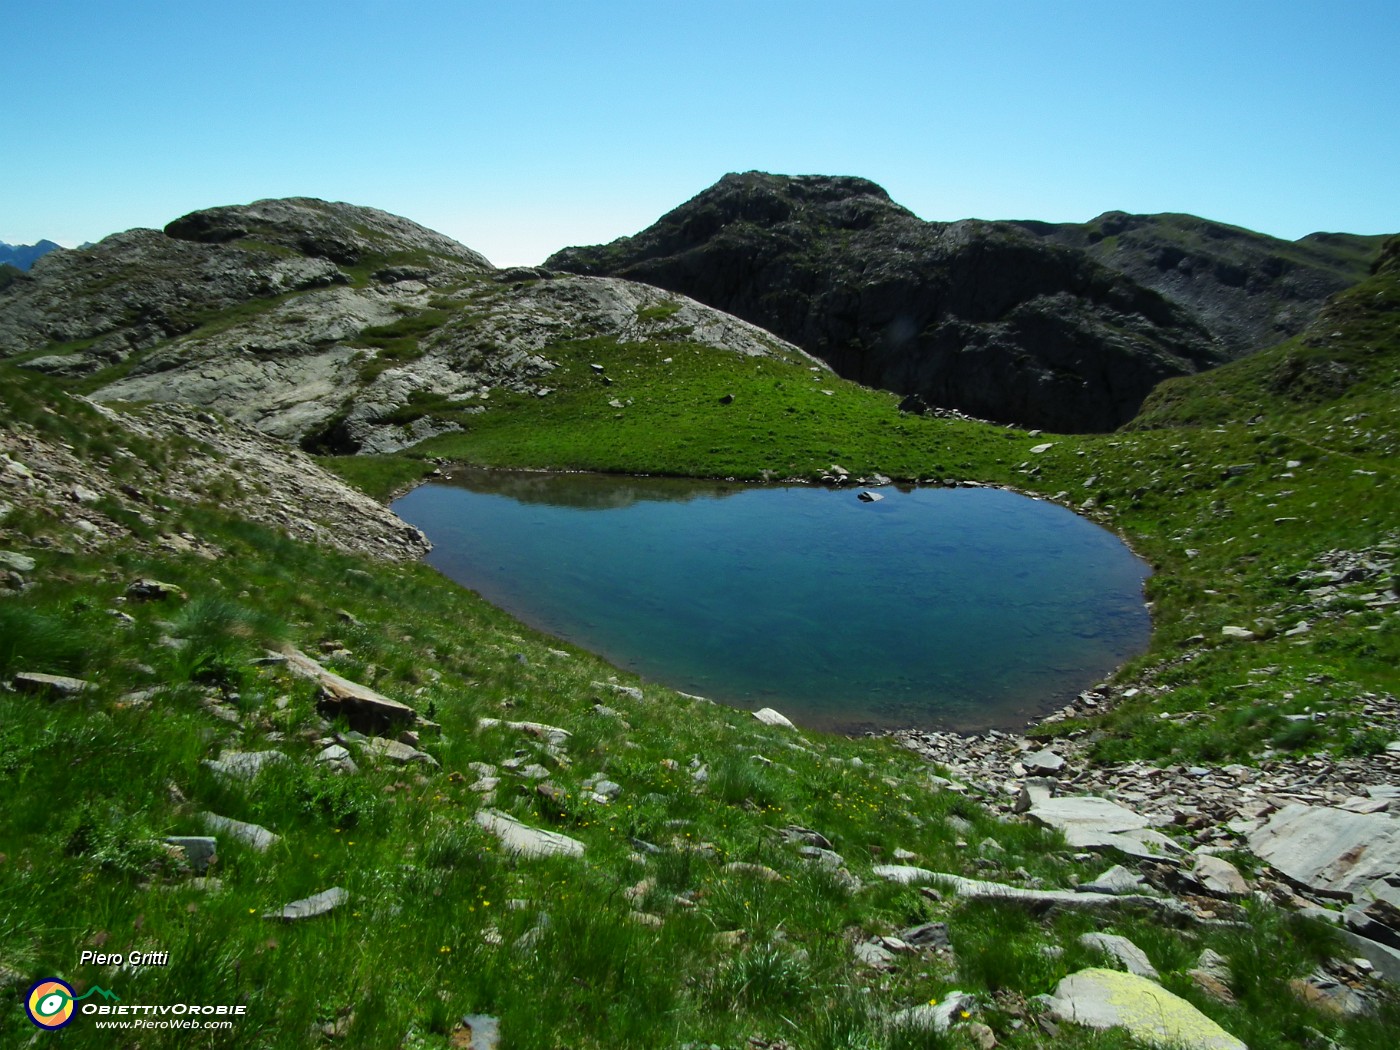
top-left (25, 979), bottom-right (77, 1030)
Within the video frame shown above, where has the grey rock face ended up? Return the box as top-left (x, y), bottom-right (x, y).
top-left (1247, 804), bottom-right (1400, 899)
top-left (1028, 795), bottom-right (1182, 859)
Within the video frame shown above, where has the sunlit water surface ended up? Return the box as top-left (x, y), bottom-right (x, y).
top-left (392, 470), bottom-right (1150, 733)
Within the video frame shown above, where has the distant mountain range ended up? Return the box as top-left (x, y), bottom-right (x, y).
top-left (0, 239), bottom-right (63, 271)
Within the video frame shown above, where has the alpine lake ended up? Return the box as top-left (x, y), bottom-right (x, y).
top-left (392, 469), bottom-right (1152, 734)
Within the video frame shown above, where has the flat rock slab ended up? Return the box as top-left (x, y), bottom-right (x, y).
top-left (264, 886), bottom-right (348, 922)
top-left (877, 869), bottom-right (1197, 921)
top-left (1247, 804), bottom-right (1400, 899)
top-left (1046, 967), bottom-right (1247, 1050)
top-left (1029, 795), bottom-right (1182, 859)
top-left (281, 645), bottom-right (418, 735)
top-left (202, 812), bottom-right (280, 851)
top-left (475, 809), bottom-right (584, 859)
top-left (13, 672), bottom-right (92, 697)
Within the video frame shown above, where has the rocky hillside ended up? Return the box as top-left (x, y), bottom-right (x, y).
top-left (547, 173), bottom-right (1388, 432)
top-left (0, 198), bottom-right (817, 455)
top-left (1012, 212), bottom-right (1385, 357)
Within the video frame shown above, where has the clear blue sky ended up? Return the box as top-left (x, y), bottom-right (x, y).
top-left (5, 0), bottom-right (1397, 266)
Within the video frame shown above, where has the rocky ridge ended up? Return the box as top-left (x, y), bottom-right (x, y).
top-left (0, 198), bottom-right (819, 455)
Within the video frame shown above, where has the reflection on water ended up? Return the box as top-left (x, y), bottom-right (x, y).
top-left (392, 469), bottom-right (1151, 733)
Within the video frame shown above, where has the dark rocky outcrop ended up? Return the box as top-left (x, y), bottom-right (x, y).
top-left (1012, 211), bottom-right (1385, 357)
top-left (547, 172), bottom-right (1229, 432)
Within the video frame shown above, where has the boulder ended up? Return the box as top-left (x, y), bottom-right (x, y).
top-left (1191, 854), bottom-right (1249, 898)
top-left (1246, 804), bottom-right (1400, 899)
top-left (1045, 967), bottom-right (1247, 1050)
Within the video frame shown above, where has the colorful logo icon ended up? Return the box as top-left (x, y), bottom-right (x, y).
top-left (23, 979), bottom-right (120, 1030)
top-left (25, 979), bottom-right (77, 1030)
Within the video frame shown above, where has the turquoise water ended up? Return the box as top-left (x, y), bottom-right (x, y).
top-left (392, 470), bottom-right (1151, 733)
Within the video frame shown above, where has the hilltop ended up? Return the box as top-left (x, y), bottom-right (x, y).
top-left (1, 194), bottom-right (1398, 1048)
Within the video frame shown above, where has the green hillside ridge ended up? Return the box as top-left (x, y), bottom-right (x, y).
top-left (1, 209), bottom-right (1398, 1047)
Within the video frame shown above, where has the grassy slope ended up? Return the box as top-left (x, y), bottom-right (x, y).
top-left (1, 245), bottom-right (1397, 1047)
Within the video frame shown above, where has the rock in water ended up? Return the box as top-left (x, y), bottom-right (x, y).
top-left (1045, 968), bottom-right (1247, 1050)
